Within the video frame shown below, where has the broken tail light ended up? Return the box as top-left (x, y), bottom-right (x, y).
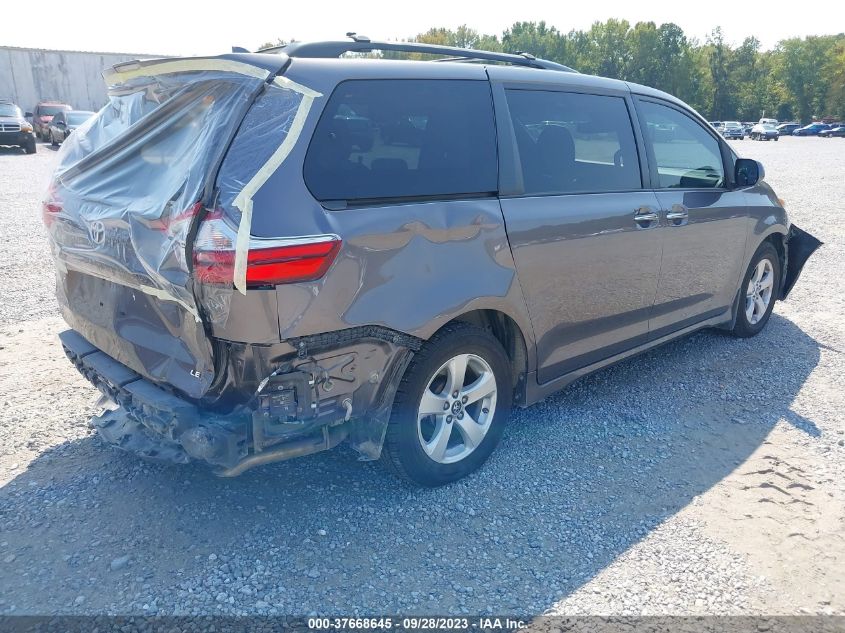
top-left (192, 211), bottom-right (341, 288)
top-left (41, 182), bottom-right (63, 227)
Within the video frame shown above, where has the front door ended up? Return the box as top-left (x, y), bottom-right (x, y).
top-left (497, 86), bottom-right (663, 384)
top-left (635, 98), bottom-right (749, 338)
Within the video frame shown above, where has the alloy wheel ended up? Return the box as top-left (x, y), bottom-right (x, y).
top-left (745, 259), bottom-right (774, 325)
top-left (416, 353), bottom-right (498, 464)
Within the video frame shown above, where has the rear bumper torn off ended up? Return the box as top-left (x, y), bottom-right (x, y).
top-left (60, 326), bottom-right (419, 474)
top-left (60, 330), bottom-right (250, 468)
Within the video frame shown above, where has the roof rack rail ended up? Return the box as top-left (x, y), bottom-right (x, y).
top-left (258, 38), bottom-right (577, 73)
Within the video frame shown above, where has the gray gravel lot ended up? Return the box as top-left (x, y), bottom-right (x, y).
top-left (0, 137), bottom-right (843, 616)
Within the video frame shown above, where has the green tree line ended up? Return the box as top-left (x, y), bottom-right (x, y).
top-left (263, 22), bottom-right (845, 122)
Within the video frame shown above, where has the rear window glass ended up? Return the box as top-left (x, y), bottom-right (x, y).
top-left (304, 79), bottom-right (497, 201)
top-left (505, 90), bottom-right (641, 195)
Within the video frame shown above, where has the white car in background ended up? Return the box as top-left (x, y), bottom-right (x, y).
top-left (751, 122), bottom-right (780, 141)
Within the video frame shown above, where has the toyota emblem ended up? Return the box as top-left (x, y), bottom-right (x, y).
top-left (89, 221), bottom-right (106, 246)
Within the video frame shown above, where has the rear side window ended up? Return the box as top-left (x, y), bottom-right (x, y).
top-left (638, 100), bottom-right (725, 189)
top-left (505, 90), bottom-right (641, 195)
top-left (304, 79), bottom-right (497, 201)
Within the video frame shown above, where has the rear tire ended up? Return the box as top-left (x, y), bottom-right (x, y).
top-left (381, 323), bottom-right (512, 487)
top-left (730, 242), bottom-right (780, 338)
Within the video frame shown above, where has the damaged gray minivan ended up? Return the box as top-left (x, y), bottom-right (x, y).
top-left (46, 38), bottom-right (821, 486)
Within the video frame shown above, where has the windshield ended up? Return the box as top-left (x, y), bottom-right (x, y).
top-left (761, 124), bottom-right (776, 130)
top-left (39, 105), bottom-right (70, 116)
top-left (725, 121), bottom-right (741, 127)
top-left (67, 112), bottom-right (93, 126)
top-left (0, 104), bottom-right (22, 117)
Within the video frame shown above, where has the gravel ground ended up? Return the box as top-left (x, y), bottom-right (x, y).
top-left (0, 136), bottom-right (843, 617)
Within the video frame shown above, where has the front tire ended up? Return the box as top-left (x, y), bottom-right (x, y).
top-left (381, 323), bottom-right (513, 486)
top-left (50, 132), bottom-right (58, 147)
top-left (24, 138), bottom-right (36, 154)
top-left (731, 242), bottom-right (780, 338)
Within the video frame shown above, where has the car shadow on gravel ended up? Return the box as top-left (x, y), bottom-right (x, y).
top-left (0, 313), bottom-right (822, 615)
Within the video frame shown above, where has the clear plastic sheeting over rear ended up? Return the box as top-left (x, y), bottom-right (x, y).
top-left (44, 61), bottom-right (269, 398)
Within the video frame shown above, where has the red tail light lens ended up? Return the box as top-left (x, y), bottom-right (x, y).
top-left (243, 240), bottom-right (341, 286)
top-left (41, 182), bottom-right (63, 227)
top-left (192, 214), bottom-right (341, 288)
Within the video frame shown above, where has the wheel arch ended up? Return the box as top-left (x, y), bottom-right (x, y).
top-left (722, 231), bottom-right (785, 332)
top-left (432, 308), bottom-right (530, 405)
top-left (764, 231), bottom-right (786, 279)
top-left (754, 227), bottom-right (788, 296)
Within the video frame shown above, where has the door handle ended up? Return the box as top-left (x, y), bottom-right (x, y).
top-left (666, 204), bottom-right (689, 226)
top-left (634, 206), bottom-right (659, 228)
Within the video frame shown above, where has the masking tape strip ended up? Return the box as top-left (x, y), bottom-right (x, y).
top-left (109, 59), bottom-right (270, 83)
top-left (138, 284), bottom-right (201, 321)
top-left (231, 82), bottom-right (323, 294)
top-left (273, 76), bottom-right (322, 99)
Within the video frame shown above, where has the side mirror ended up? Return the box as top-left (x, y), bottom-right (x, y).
top-left (24, 111), bottom-right (33, 118)
top-left (735, 158), bottom-right (764, 187)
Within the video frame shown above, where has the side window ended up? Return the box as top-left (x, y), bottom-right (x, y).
top-left (304, 79), bottom-right (497, 201)
top-left (638, 100), bottom-right (725, 189)
top-left (505, 89), bottom-right (641, 195)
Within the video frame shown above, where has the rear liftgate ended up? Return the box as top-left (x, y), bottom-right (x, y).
top-left (44, 57), bottom-right (298, 398)
top-left (47, 56), bottom-right (418, 473)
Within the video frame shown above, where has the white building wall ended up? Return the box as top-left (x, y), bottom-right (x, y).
top-left (0, 46), bottom-right (161, 112)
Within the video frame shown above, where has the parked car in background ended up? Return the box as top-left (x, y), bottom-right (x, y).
top-left (776, 123), bottom-right (801, 136)
top-left (708, 121), bottom-right (722, 130)
top-left (793, 123), bottom-right (829, 136)
top-left (742, 122), bottom-right (755, 135)
top-left (720, 121), bottom-right (744, 140)
top-left (751, 122), bottom-right (779, 140)
top-left (48, 110), bottom-right (95, 146)
top-left (0, 100), bottom-right (36, 154)
top-left (47, 41), bottom-right (821, 486)
top-left (32, 101), bottom-right (72, 140)
top-left (819, 125), bottom-right (845, 138)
